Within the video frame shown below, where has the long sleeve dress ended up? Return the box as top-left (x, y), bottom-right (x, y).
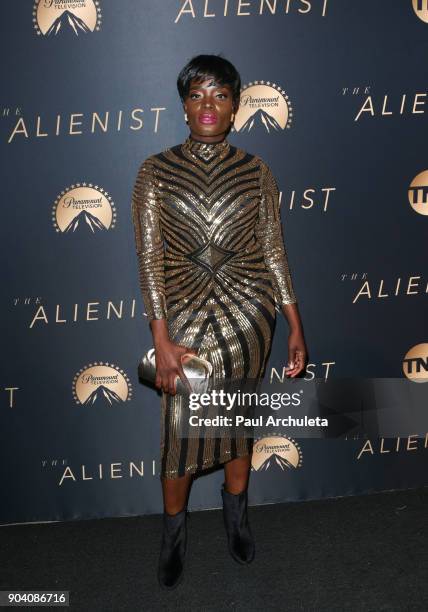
top-left (131, 134), bottom-right (297, 479)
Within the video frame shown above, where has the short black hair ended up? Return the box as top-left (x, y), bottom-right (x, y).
top-left (177, 54), bottom-right (241, 109)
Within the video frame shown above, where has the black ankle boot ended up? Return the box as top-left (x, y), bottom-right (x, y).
top-left (221, 483), bottom-right (255, 565)
top-left (158, 508), bottom-right (187, 590)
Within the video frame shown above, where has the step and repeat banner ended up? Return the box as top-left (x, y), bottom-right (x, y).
top-left (1, 1), bottom-right (427, 525)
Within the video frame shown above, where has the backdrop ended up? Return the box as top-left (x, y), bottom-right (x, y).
top-left (1, 0), bottom-right (427, 525)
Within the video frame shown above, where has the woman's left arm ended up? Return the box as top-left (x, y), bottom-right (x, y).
top-left (256, 159), bottom-right (307, 377)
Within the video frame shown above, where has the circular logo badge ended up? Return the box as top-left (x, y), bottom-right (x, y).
top-left (33, 0), bottom-right (102, 36)
top-left (233, 81), bottom-right (293, 134)
top-left (52, 184), bottom-right (116, 233)
top-left (408, 170), bottom-right (428, 215)
top-left (403, 343), bottom-right (428, 383)
top-left (73, 363), bottom-right (132, 405)
top-left (251, 435), bottom-right (303, 471)
top-left (412, 0), bottom-right (428, 23)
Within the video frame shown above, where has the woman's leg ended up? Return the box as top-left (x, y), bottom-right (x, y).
top-left (161, 473), bottom-right (193, 514)
top-left (224, 454), bottom-right (251, 493)
top-left (158, 473), bottom-right (193, 590)
top-left (221, 454), bottom-right (255, 564)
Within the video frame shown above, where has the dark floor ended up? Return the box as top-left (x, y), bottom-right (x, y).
top-left (1, 487), bottom-right (427, 611)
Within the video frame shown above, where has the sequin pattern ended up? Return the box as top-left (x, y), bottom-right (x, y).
top-left (131, 135), bottom-right (297, 478)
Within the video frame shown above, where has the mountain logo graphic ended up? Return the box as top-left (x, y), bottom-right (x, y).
top-left (408, 170), bottom-right (428, 216)
top-left (73, 363), bottom-right (132, 406)
top-left (52, 184), bottom-right (116, 234)
top-left (413, 0), bottom-right (428, 23)
top-left (46, 10), bottom-right (91, 36)
top-left (83, 385), bottom-right (123, 407)
top-left (402, 343), bottom-right (428, 383)
top-left (233, 81), bottom-right (292, 135)
top-left (33, 0), bottom-right (102, 37)
top-left (238, 109), bottom-right (283, 134)
top-left (251, 435), bottom-right (302, 472)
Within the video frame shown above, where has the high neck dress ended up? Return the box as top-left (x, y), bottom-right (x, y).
top-left (132, 134), bottom-right (297, 479)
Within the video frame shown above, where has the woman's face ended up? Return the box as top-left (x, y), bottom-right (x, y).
top-left (183, 76), bottom-right (237, 142)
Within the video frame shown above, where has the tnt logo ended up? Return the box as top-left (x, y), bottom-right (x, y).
top-left (402, 344), bottom-right (428, 383)
top-left (413, 0), bottom-right (428, 22)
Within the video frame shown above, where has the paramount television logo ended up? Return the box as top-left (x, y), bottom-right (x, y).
top-left (251, 435), bottom-right (303, 472)
top-left (233, 81), bottom-right (292, 135)
top-left (33, 0), bottom-right (102, 36)
top-left (73, 362), bottom-right (132, 406)
top-left (52, 184), bottom-right (116, 234)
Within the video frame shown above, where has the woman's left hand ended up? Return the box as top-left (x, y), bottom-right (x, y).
top-left (285, 329), bottom-right (307, 378)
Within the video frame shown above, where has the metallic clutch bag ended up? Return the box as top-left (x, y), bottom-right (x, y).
top-left (138, 347), bottom-right (213, 395)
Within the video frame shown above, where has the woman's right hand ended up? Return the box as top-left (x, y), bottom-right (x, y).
top-left (153, 339), bottom-right (198, 395)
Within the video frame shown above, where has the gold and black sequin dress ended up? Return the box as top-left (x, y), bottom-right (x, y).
top-left (132, 134), bottom-right (297, 479)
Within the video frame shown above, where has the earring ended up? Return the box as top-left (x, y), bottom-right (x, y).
top-left (230, 113), bottom-right (235, 123)
top-left (184, 112), bottom-right (188, 124)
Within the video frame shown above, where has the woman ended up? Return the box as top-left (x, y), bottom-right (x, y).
top-left (131, 54), bottom-right (307, 590)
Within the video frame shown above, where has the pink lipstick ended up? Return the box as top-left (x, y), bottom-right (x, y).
top-left (199, 113), bottom-right (217, 125)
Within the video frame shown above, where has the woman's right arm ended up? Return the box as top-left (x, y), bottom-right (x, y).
top-left (131, 158), bottom-right (195, 394)
top-left (131, 158), bottom-right (167, 321)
